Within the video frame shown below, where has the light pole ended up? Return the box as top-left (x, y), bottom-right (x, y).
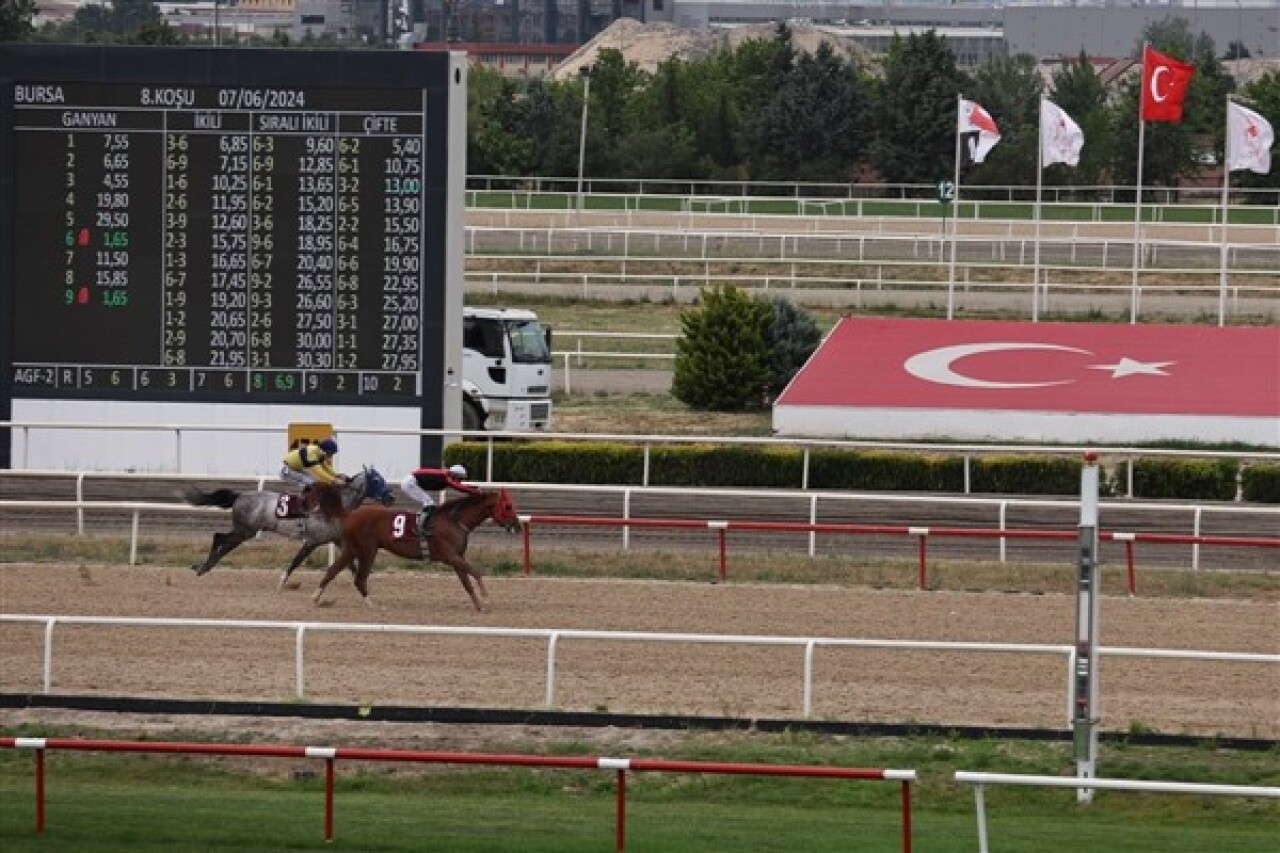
top-left (576, 66), bottom-right (592, 216)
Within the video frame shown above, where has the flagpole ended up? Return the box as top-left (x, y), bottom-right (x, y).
top-left (1218, 95), bottom-right (1232, 327)
top-left (948, 94), bottom-right (963, 320)
top-left (1033, 98), bottom-right (1045, 322)
top-left (1130, 45), bottom-right (1148, 325)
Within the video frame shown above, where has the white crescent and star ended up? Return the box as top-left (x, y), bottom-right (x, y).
top-left (1150, 65), bottom-right (1170, 102)
top-left (903, 343), bottom-right (1174, 389)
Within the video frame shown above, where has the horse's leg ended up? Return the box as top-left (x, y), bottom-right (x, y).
top-left (440, 553), bottom-right (486, 612)
top-left (192, 529), bottom-right (250, 576)
top-left (189, 532), bottom-right (225, 574)
top-left (353, 552), bottom-right (378, 608)
top-left (279, 542), bottom-right (321, 590)
top-left (455, 542), bottom-right (488, 600)
top-left (313, 545), bottom-right (356, 605)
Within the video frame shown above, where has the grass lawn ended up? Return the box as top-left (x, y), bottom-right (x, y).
top-left (2, 737), bottom-right (1277, 852)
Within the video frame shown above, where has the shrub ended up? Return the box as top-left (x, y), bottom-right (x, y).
top-left (1241, 463), bottom-right (1280, 503)
top-left (672, 285), bottom-right (772, 411)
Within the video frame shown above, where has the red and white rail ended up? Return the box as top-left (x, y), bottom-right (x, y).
top-left (1, 736), bottom-right (916, 851)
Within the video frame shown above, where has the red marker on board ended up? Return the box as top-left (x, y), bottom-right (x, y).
top-left (76, 228), bottom-right (90, 247)
top-left (77, 286), bottom-right (89, 305)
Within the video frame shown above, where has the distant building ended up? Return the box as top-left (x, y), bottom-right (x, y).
top-left (401, 1), bottom-right (1277, 61)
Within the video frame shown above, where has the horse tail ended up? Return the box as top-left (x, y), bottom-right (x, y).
top-left (184, 487), bottom-right (240, 509)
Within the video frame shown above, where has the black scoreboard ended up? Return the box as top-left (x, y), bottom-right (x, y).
top-left (1, 46), bottom-right (465, 468)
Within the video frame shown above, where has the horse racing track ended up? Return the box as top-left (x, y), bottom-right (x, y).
top-left (1, 562), bottom-right (1276, 740)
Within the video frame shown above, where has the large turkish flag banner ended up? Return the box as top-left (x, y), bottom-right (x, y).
top-left (1141, 46), bottom-right (1195, 123)
top-left (774, 318), bottom-right (1280, 446)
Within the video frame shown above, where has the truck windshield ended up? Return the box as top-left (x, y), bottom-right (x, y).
top-left (506, 320), bottom-right (551, 364)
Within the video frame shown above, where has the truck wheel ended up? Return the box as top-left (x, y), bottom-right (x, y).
top-left (462, 401), bottom-right (484, 433)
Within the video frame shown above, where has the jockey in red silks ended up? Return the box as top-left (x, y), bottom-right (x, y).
top-left (401, 464), bottom-right (480, 534)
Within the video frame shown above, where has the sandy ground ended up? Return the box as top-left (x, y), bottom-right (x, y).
top-left (1, 562), bottom-right (1277, 742)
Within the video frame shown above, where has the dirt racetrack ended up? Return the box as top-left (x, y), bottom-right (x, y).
top-left (1, 562), bottom-right (1277, 740)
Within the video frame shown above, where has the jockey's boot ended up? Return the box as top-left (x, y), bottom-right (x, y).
top-left (300, 484), bottom-right (316, 513)
top-left (418, 505), bottom-right (435, 539)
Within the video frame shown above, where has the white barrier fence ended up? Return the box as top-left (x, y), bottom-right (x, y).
top-left (954, 771), bottom-right (1280, 853)
top-left (6, 421), bottom-right (1278, 488)
top-left (4, 477), bottom-right (1278, 571)
top-left (2, 614), bottom-right (1275, 722)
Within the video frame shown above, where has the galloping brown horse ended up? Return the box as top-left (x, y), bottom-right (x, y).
top-left (312, 488), bottom-right (520, 611)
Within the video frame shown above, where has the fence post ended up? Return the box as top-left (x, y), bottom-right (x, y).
top-left (295, 626), bottom-right (307, 698)
top-left (520, 517), bottom-right (532, 576)
top-left (909, 528), bottom-right (929, 590)
top-left (305, 747), bottom-right (338, 842)
top-left (545, 632), bottom-right (559, 708)
top-left (973, 783), bottom-right (989, 853)
top-left (130, 510), bottom-right (140, 565)
top-left (708, 521), bottom-right (728, 582)
top-left (16, 739), bottom-right (47, 833)
top-left (1073, 452), bottom-right (1102, 803)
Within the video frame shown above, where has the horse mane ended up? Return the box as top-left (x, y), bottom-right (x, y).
top-left (444, 489), bottom-right (495, 510)
top-left (312, 482), bottom-right (347, 520)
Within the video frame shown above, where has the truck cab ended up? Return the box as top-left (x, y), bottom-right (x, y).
top-left (461, 307), bottom-right (553, 432)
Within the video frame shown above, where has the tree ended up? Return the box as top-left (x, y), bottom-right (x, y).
top-left (584, 48), bottom-right (646, 178)
top-left (966, 54), bottom-right (1043, 187)
top-left (747, 42), bottom-right (871, 182)
top-left (873, 30), bottom-right (964, 184)
top-left (762, 297), bottom-right (822, 398)
top-left (1135, 16), bottom-right (1194, 60)
top-left (51, 0), bottom-right (165, 42)
top-left (672, 285), bottom-right (771, 412)
top-left (1109, 24), bottom-right (1201, 194)
top-left (1185, 31), bottom-right (1236, 162)
top-left (1048, 52), bottom-right (1112, 187)
top-left (1233, 71), bottom-right (1280, 200)
top-left (1, 0), bottom-right (38, 41)
top-left (1224, 41), bottom-right (1250, 61)
top-left (467, 66), bottom-right (537, 177)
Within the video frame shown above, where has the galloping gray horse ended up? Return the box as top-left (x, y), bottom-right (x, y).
top-left (184, 466), bottom-right (394, 586)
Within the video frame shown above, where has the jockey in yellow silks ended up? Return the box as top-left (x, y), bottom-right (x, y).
top-left (281, 437), bottom-right (343, 488)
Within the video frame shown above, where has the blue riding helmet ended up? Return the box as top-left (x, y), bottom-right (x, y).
top-left (319, 438), bottom-right (338, 455)
top-left (365, 468), bottom-right (394, 505)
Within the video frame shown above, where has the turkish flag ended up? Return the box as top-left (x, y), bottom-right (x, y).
top-left (774, 318), bottom-right (1280, 446)
top-left (1141, 46), bottom-right (1195, 123)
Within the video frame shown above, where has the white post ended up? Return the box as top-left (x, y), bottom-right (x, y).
top-left (1073, 451), bottom-right (1102, 803)
top-left (576, 68), bottom-right (591, 216)
top-left (974, 784), bottom-right (990, 853)
top-left (1033, 98), bottom-right (1046, 322)
top-left (1218, 96), bottom-right (1233, 327)
top-left (948, 95), bottom-right (963, 320)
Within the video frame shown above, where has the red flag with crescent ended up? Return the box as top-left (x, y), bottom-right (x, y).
top-left (1140, 46), bottom-right (1195, 123)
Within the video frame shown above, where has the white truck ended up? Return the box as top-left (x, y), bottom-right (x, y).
top-left (461, 306), bottom-right (553, 432)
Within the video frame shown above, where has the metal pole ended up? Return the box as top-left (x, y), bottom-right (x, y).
top-left (576, 69), bottom-right (591, 215)
top-left (1072, 451), bottom-right (1102, 803)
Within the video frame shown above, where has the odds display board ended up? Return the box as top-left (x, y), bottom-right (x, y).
top-left (774, 317), bottom-right (1280, 447)
top-left (0, 46), bottom-right (467, 472)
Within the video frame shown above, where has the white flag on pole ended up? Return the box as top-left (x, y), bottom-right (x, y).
top-left (1040, 99), bottom-right (1085, 167)
top-left (958, 98), bottom-right (1001, 166)
top-left (1226, 101), bottom-right (1274, 174)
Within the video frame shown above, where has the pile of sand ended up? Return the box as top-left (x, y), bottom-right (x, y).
top-left (552, 18), bottom-right (875, 80)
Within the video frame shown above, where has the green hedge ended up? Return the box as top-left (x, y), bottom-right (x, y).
top-left (1125, 457), bottom-right (1239, 501)
top-left (1241, 463), bottom-right (1280, 503)
top-left (971, 455), bottom-right (1082, 496)
top-left (446, 442), bottom-right (1274, 503)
